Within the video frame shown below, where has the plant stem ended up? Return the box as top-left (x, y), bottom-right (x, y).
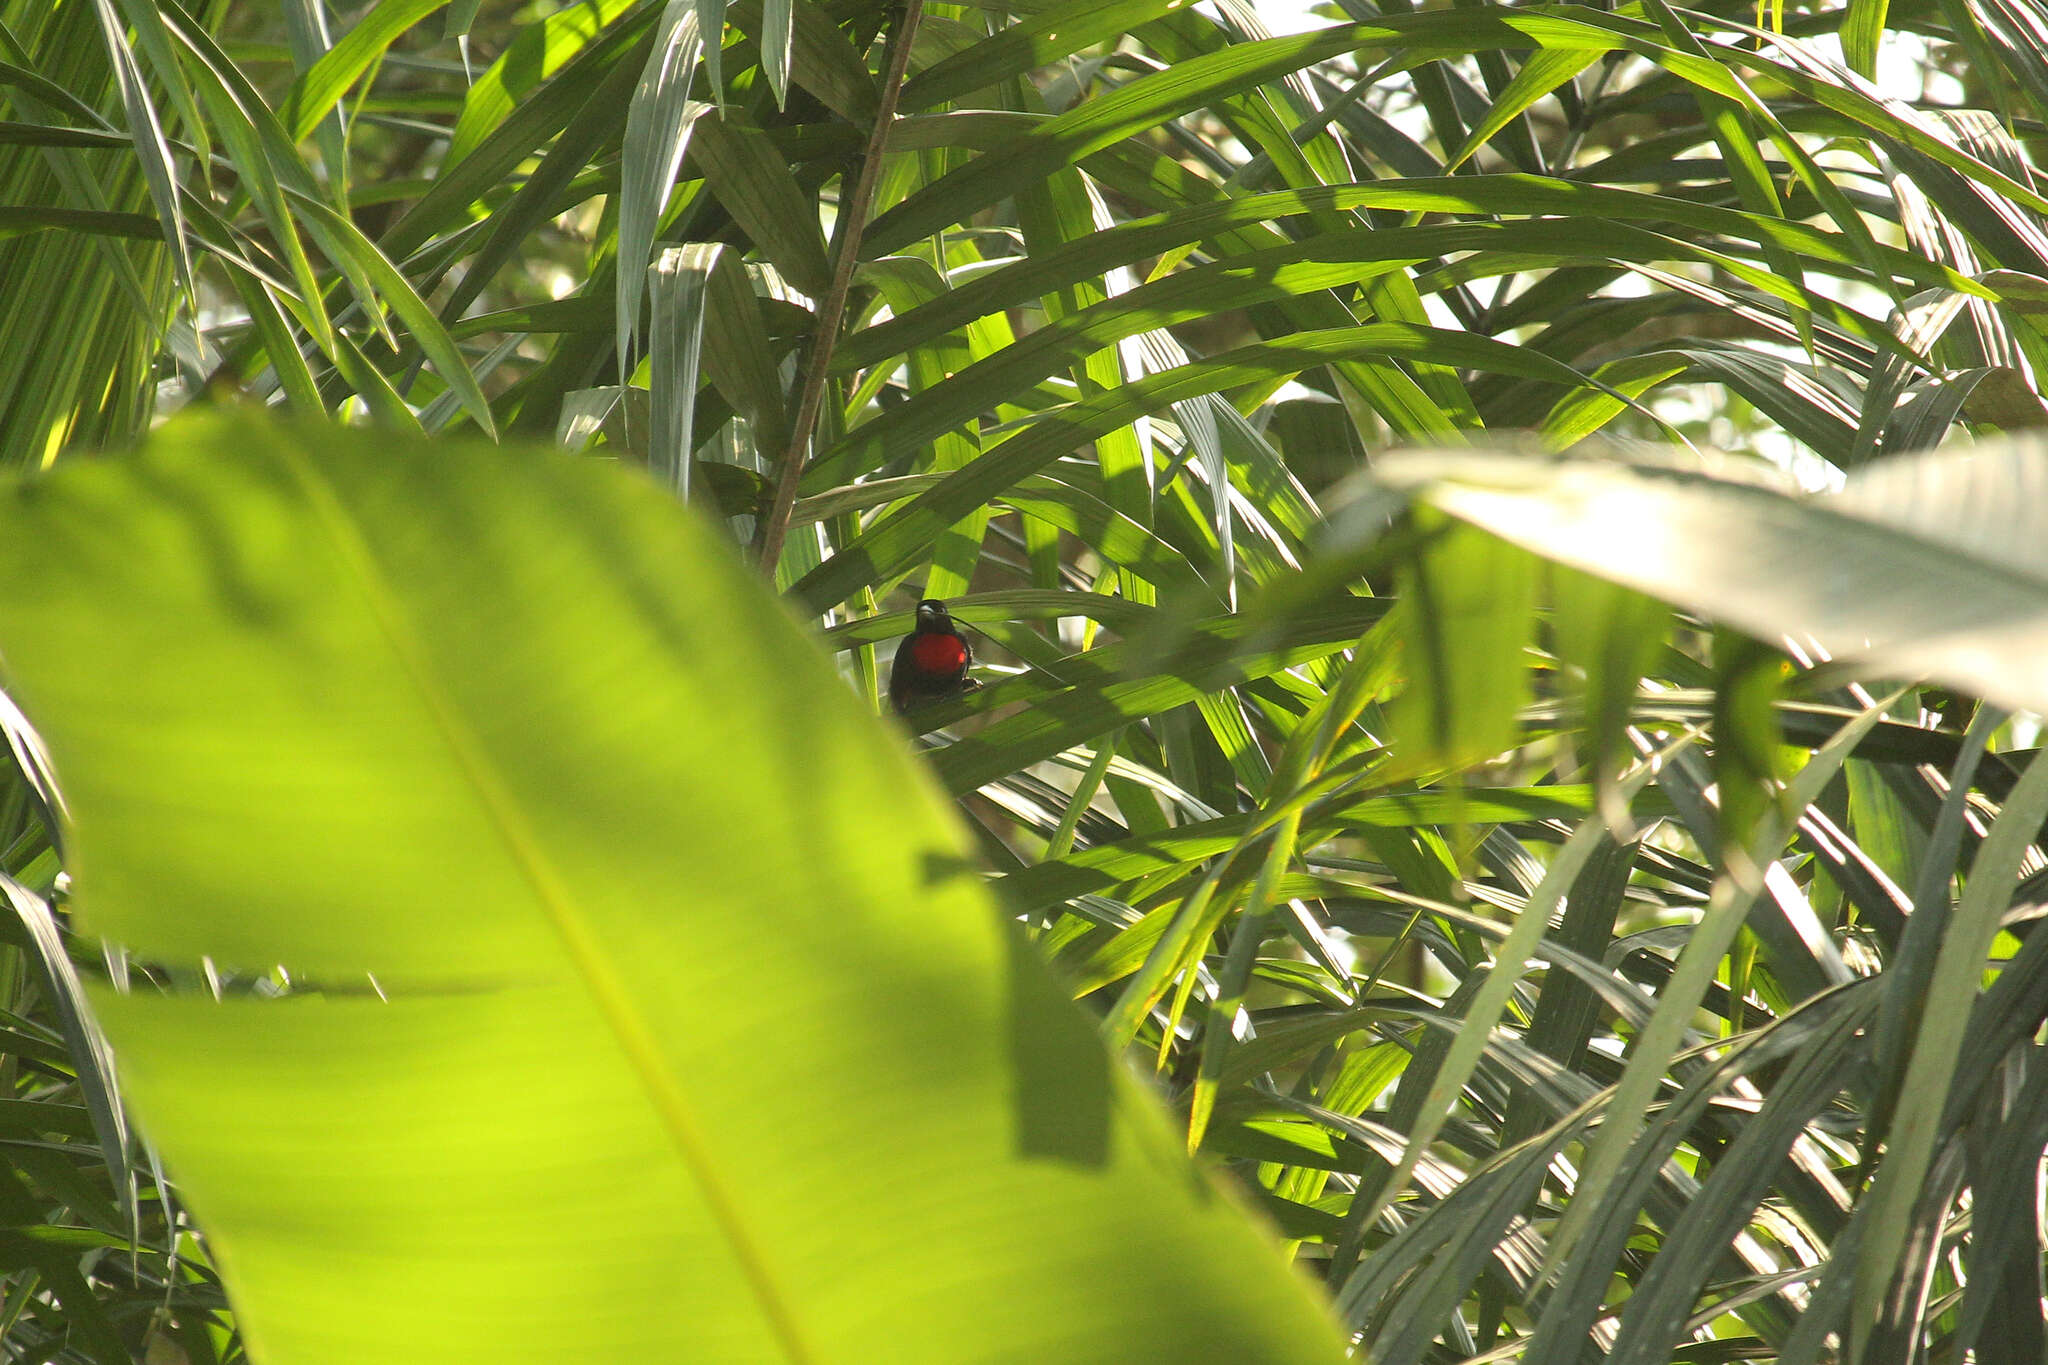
top-left (751, 0), bottom-right (926, 575)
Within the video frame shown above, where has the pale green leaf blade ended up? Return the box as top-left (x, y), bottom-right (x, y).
top-left (1849, 745), bottom-right (2048, 1356)
top-left (282, 0), bottom-right (451, 142)
top-left (443, 0), bottom-right (642, 168)
top-left (616, 7), bottom-right (706, 383)
top-left (761, 0), bottom-right (792, 107)
top-left (285, 189), bottom-right (498, 438)
top-left (1387, 517), bottom-right (1536, 770)
top-left (1369, 442), bottom-right (2048, 716)
top-left (87, 0), bottom-right (195, 302)
top-left (0, 409), bottom-right (1347, 1365)
top-left (1842, 0), bottom-right (1889, 77)
top-left (647, 240), bottom-right (724, 496)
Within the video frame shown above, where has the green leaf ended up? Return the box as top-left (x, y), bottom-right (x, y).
top-left (647, 241), bottom-right (723, 496)
top-left (0, 204), bottom-right (157, 238)
top-left (284, 188), bottom-right (499, 438)
top-left (725, 0), bottom-right (880, 121)
top-left (1850, 745), bottom-right (2048, 1356)
top-left (150, 5), bottom-right (338, 356)
top-left (443, 0), bottom-right (642, 168)
top-left (927, 601), bottom-right (1390, 790)
top-left (1842, 0), bottom-right (1889, 77)
top-left (1533, 696), bottom-right (1893, 1293)
top-left (692, 106), bottom-right (832, 299)
top-left (281, 0), bottom-right (452, 142)
top-left (86, 0), bottom-right (195, 303)
top-left (433, 46), bottom-right (643, 326)
top-left (1549, 565), bottom-right (1670, 800)
top-left (1442, 48), bottom-right (1602, 172)
top-left (1388, 515), bottom-right (1536, 771)
top-left (0, 872), bottom-right (134, 1237)
top-left (1368, 441), bottom-right (2048, 716)
top-left (0, 409), bottom-right (1348, 1365)
top-left (902, 0), bottom-right (1191, 111)
top-left (760, 0), bottom-right (792, 107)
top-left (799, 326), bottom-right (1590, 612)
top-left (616, 4), bottom-right (708, 384)
top-left (1002, 783), bottom-right (1654, 915)
top-left (866, 13), bottom-right (1579, 252)
top-left (1334, 776), bottom-right (1660, 1278)
top-left (1605, 992), bottom-right (1873, 1365)
top-left (1710, 629), bottom-right (1789, 850)
top-left (444, 0), bottom-right (484, 41)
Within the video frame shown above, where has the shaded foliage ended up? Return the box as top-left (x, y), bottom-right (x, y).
top-left (0, 0), bottom-right (2046, 1359)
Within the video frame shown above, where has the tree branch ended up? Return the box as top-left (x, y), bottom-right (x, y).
top-left (751, 0), bottom-right (926, 576)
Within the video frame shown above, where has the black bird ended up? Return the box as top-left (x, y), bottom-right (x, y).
top-left (889, 599), bottom-right (980, 714)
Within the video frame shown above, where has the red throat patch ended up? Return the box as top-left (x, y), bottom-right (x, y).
top-left (910, 632), bottom-right (968, 676)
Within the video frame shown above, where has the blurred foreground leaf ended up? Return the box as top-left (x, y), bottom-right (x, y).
top-left (1364, 442), bottom-right (2048, 715)
top-left (0, 409), bottom-right (1346, 1365)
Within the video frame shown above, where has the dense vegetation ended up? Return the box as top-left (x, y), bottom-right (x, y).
top-left (0, 0), bottom-right (2046, 1361)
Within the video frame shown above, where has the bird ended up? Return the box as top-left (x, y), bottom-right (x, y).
top-left (889, 599), bottom-right (982, 715)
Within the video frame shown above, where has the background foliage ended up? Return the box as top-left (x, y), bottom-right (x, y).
top-left (0, 0), bottom-right (2045, 1360)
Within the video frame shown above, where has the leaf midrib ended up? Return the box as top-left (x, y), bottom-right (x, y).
top-left (275, 437), bottom-right (817, 1365)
